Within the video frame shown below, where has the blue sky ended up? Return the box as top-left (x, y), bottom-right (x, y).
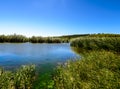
top-left (0, 0), bottom-right (120, 37)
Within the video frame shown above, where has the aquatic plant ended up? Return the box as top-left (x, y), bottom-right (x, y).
top-left (0, 65), bottom-right (35, 89)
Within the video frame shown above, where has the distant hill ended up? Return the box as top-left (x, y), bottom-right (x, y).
top-left (57, 33), bottom-right (120, 39)
top-left (54, 34), bottom-right (90, 39)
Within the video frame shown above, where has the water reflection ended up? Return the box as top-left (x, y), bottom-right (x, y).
top-left (0, 43), bottom-right (78, 70)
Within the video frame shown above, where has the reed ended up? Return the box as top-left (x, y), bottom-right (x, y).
top-left (54, 51), bottom-right (120, 89)
top-left (0, 65), bottom-right (35, 89)
top-left (70, 37), bottom-right (120, 52)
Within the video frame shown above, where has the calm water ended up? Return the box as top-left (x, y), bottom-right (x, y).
top-left (0, 43), bottom-right (78, 70)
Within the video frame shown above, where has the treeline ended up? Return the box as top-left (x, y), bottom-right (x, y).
top-left (59, 33), bottom-right (120, 38)
top-left (29, 36), bottom-right (68, 43)
top-left (0, 34), bottom-right (68, 43)
top-left (0, 33), bottom-right (120, 43)
top-left (89, 33), bottom-right (120, 37)
top-left (0, 34), bottom-right (89, 43)
top-left (57, 34), bottom-right (89, 39)
top-left (0, 34), bottom-right (70, 43)
top-left (0, 34), bottom-right (28, 43)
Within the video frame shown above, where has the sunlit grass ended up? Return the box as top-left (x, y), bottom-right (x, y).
top-left (54, 51), bottom-right (120, 89)
top-left (70, 37), bottom-right (120, 52)
top-left (0, 65), bottom-right (35, 89)
top-left (1, 36), bottom-right (120, 89)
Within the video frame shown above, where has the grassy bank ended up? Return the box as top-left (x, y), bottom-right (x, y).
top-left (54, 51), bottom-right (120, 89)
top-left (54, 37), bottom-right (120, 89)
top-left (70, 37), bottom-right (120, 52)
top-left (1, 51), bottom-right (120, 89)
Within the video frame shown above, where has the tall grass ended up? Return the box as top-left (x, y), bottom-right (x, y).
top-left (70, 37), bottom-right (120, 52)
top-left (0, 34), bottom-right (68, 43)
top-left (54, 51), bottom-right (120, 89)
top-left (0, 34), bottom-right (28, 43)
top-left (30, 36), bottom-right (63, 43)
top-left (0, 65), bottom-right (35, 89)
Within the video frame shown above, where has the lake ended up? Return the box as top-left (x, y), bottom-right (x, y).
top-left (0, 43), bottom-right (78, 70)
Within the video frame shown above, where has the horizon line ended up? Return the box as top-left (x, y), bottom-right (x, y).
top-left (0, 33), bottom-right (120, 37)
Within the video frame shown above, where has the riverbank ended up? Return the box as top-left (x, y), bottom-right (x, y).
top-left (53, 37), bottom-right (120, 89)
top-left (54, 51), bottom-right (120, 89)
top-left (0, 36), bottom-right (120, 89)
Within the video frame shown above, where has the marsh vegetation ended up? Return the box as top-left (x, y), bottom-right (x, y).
top-left (0, 65), bottom-right (35, 89)
top-left (70, 37), bottom-right (120, 52)
top-left (54, 36), bottom-right (120, 89)
top-left (0, 34), bottom-right (120, 89)
top-left (54, 51), bottom-right (120, 89)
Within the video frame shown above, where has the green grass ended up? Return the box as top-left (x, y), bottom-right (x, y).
top-left (1, 36), bottom-right (120, 89)
top-left (0, 65), bottom-right (35, 89)
top-left (54, 51), bottom-right (120, 89)
top-left (1, 33), bottom-right (120, 43)
top-left (1, 51), bottom-right (120, 89)
top-left (70, 37), bottom-right (120, 52)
